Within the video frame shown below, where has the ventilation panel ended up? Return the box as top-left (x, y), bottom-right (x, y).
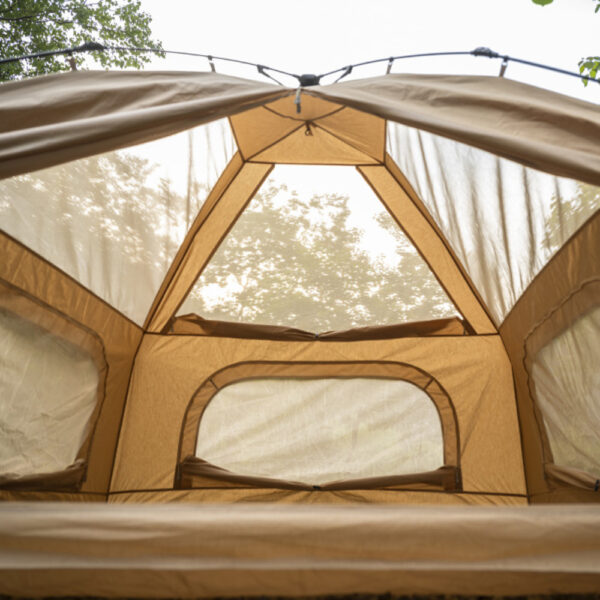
top-left (177, 164), bottom-right (461, 333)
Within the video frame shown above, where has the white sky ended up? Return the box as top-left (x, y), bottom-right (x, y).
top-left (139, 0), bottom-right (600, 103)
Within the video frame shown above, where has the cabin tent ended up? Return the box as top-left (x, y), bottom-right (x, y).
top-left (0, 70), bottom-right (599, 597)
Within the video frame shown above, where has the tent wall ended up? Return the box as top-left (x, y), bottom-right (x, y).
top-left (500, 212), bottom-right (600, 503)
top-left (0, 71), bottom-right (598, 504)
top-left (0, 232), bottom-right (141, 498)
top-left (109, 333), bottom-right (526, 503)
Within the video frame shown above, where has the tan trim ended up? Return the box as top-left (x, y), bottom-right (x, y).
top-left (176, 360), bottom-right (461, 490)
top-left (0, 280), bottom-right (108, 492)
top-left (262, 104), bottom-right (345, 123)
top-left (142, 152), bottom-right (244, 330)
top-left (0, 230), bottom-right (141, 331)
top-left (359, 161), bottom-right (496, 334)
top-left (244, 122), bottom-right (305, 161)
top-left (168, 314), bottom-right (468, 340)
top-left (147, 161), bottom-right (274, 332)
top-left (499, 212), bottom-right (600, 500)
top-left (179, 457), bottom-right (459, 492)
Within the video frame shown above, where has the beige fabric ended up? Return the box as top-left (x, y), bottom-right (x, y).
top-left (0, 71), bottom-right (288, 180)
top-left (195, 378), bottom-right (444, 484)
top-left (5, 503), bottom-right (600, 598)
top-left (312, 74), bottom-right (600, 187)
top-left (0, 232), bottom-right (141, 493)
top-left (0, 310), bottom-right (98, 477)
top-left (0, 119), bottom-right (236, 325)
top-left (500, 213), bottom-right (599, 500)
top-left (533, 306), bottom-right (600, 477)
top-left (110, 489), bottom-right (525, 505)
top-left (248, 124), bottom-right (379, 164)
top-left (179, 361), bottom-right (459, 474)
top-left (110, 334), bottom-right (525, 497)
top-left (387, 122), bottom-right (600, 325)
top-left (230, 94), bottom-right (384, 163)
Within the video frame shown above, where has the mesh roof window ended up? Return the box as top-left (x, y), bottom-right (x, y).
top-left (178, 165), bottom-right (460, 333)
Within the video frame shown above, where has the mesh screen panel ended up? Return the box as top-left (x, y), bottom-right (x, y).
top-left (196, 377), bottom-right (444, 485)
top-left (387, 123), bottom-right (600, 325)
top-left (0, 309), bottom-right (98, 476)
top-left (0, 119), bottom-right (236, 325)
top-left (178, 165), bottom-right (459, 332)
top-left (532, 307), bottom-right (600, 477)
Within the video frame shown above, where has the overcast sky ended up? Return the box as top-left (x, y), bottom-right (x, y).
top-left (139, 0), bottom-right (600, 103)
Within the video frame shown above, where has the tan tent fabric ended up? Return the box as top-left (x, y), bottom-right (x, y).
top-left (0, 232), bottom-right (141, 493)
top-left (5, 503), bottom-right (600, 598)
top-left (0, 71), bottom-right (289, 180)
top-left (168, 314), bottom-right (467, 340)
top-left (311, 74), bottom-right (600, 187)
top-left (0, 283), bottom-right (105, 484)
top-left (230, 95), bottom-right (385, 163)
top-left (500, 212), bottom-right (599, 501)
top-left (531, 295), bottom-right (600, 478)
top-left (2, 66), bottom-right (600, 597)
top-left (110, 334), bottom-right (524, 497)
top-left (248, 124), bottom-right (379, 164)
top-left (110, 488), bottom-right (526, 505)
top-left (178, 363), bottom-right (459, 484)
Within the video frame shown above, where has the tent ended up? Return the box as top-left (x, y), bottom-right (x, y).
top-left (0, 70), bottom-right (599, 597)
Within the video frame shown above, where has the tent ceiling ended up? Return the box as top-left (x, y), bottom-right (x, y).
top-left (230, 94), bottom-right (385, 164)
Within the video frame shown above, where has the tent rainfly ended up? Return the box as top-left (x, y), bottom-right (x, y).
top-left (0, 70), bottom-right (599, 598)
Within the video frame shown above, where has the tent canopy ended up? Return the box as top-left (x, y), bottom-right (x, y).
top-left (0, 69), bottom-right (598, 503)
top-left (0, 67), bottom-right (599, 598)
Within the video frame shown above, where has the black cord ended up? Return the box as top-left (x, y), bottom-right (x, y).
top-left (1, 43), bottom-right (598, 87)
top-left (0, 42), bottom-right (299, 86)
top-left (319, 47), bottom-right (600, 86)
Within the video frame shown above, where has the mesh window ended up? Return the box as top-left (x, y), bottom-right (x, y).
top-left (0, 309), bottom-right (99, 476)
top-left (196, 377), bottom-right (444, 485)
top-left (0, 119), bottom-right (236, 325)
top-left (532, 307), bottom-right (600, 477)
top-left (387, 122), bottom-right (600, 325)
top-left (178, 165), bottom-right (459, 332)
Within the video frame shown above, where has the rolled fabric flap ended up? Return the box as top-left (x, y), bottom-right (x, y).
top-left (0, 459), bottom-right (86, 491)
top-left (545, 463), bottom-right (600, 491)
top-left (179, 456), bottom-right (459, 492)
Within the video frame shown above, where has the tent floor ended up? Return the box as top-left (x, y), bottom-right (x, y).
top-left (0, 503), bottom-right (599, 598)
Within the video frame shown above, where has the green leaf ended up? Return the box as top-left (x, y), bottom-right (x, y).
top-left (0, 0), bottom-right (164, 82)
top-left (531, 0), bottom-right (554, 5)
